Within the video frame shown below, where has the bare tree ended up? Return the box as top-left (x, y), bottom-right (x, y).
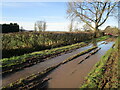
top-left (83, 23), bottom-right (91, 32)
top-left (74, 21), bottom-right (80, 32)
top-left (34, 23), bottom-right (37, 32)
top-left (43, 21), bottom-right (46, 32)
top-left (67, 0), bottom-right (117, 37)
top-left (35, 21), bottom-right (47, 32)
top-left (69, 19), bottom-right (74, 32)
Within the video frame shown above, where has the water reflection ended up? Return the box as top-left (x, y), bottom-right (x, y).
top-left (46, 41), bottom-right (115, 88)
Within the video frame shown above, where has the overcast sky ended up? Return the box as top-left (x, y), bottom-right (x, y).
top-left (1, 1), bottom-right (118, 31)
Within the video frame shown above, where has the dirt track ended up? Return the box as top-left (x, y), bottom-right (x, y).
top-left (2, 40), bottom-right (114, 88)
top-left (2, 44), bottom-right (92, 87)
top-left (45, 41), bottom-right (114, 88)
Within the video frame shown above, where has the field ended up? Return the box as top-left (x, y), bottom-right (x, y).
top-left (1, 35), bottom-right (112, 89)
top-left (1, 31), bottom-right (118, 89)
top-left (1, 35), bottom-right (109, 76)
top-left (2, 31), bottom-right (96, 58)
top-left (1, 1), bottom-right (119, 89)
top-left (1, 41), bottom-right (87, 75)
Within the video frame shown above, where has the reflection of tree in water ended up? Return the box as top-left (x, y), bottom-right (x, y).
top-left (92, 39), bottom-right (97, 46)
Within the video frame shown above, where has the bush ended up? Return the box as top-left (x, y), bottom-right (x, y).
top-left (2, 31), bottom-right (103, 58)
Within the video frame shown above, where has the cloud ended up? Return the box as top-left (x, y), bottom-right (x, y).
top-left (1, 16), bottom-right (68, 25)
top-left (2, 0), bottom-right (120, 2)
top-left (2, 0), bottom-right (69, 2)
top-left (39, 16), bottom-right (65, 20)
top-left (46, 22), bottom-right (69, 31)
top-left (2, 2), bottom-right (49, 8)
top-left (0, 20), bottom-right (70, 31)
top-left (1, 17), bottom-right (118, 31)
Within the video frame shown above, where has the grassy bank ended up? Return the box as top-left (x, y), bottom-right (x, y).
top-left (1, 36), bottom-right (110, 76)
top-left (80, 36), bottom-right (119, 88)
top-left (2, 31), bottom-right (95, 58)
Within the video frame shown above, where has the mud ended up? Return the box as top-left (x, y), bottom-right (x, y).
top-left (2, 44), bottom-right (92, 87)
top-left (44, 41), bottom-right (114, 88)
top-left (2, 40), bottom-right (114, 88)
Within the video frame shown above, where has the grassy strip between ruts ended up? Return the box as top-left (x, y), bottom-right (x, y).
top-left (62, 46), bottom-right (97, 64)
top-left (1, 36), bottom-right (110, 75)
top-left (80, 36), bottom-right (119, 88)
top-left (2, 45), bottom-right (99, 89)
top-left (1, 42), bottom-right (87, 75)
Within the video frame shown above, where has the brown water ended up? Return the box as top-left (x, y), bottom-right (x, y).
top-left (45, 41), bottom-right (114, 88)
top-left (2, 41), bottom-right (114, 87)
top-left (2, 44), bottom-right (92, 87)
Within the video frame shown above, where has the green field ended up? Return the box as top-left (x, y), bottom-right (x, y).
top-left (2, 32), bottom-right (95, 58)
top-left (1, 35), bottom-right (109, 76)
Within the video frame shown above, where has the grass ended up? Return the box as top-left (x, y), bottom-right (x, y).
top-left (80, 36), bottom-right (119, 88)
top-left (62, 46), bottom-right (97, 64)
top-left (2, 31), bottom-right (94, 58)
top-left (1, 36), bottom-right (111, 89)
top-left (1, 35), bottom-right (110, 75)
top-left (1, 46), bottom-right (101, 89)
top-left (1, 42), bottom-right (86, 68)
top-left (93, 35), bottom-right (109, 41)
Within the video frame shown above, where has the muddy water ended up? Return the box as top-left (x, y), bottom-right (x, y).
top-left (2, 41), bottom-right (114, 87)
top-left (2, 44), bottom-right (93, 87)
top-left (45, 41), bottom-right (114, 88)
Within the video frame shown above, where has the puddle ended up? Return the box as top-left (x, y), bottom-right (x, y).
top-left (2, 44), bottom-right (92, 87)
top-left (2, 40), bottom-right (114, 87)
top-left (45, 41), bottom-right (114, 88)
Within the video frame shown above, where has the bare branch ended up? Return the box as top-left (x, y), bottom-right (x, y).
top-left (75, 10), bottom-right (95, 22)
top-left (98, 2), bottom-right (117, 27)
top-left (97, 2), bottom-right (107, 23)
top-left (67, 1), bottom-right (117, 32)
top-left (78, 15), bottom-right (95, 30)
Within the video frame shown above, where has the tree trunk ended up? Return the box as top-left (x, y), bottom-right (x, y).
top-left (94, 26), bottom-right (99, 38)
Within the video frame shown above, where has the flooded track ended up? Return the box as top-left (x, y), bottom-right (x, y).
top-left (2, 40), bottom-right (114, 87)
top-left (2, 43), bottom-right (92, 86)
top-left (45, 41), bottom-right (114, 88)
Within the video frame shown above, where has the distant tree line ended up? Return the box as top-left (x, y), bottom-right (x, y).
top-left (104, 26), bottom-right (119, 35)
top-left (1, 23), bottom-right (19, 33)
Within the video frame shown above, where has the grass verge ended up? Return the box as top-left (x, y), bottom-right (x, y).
top-left (80, 36), bottom-right (119, 88)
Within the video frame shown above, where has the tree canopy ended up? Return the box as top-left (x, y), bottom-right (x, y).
top-left (67, 0), bottom-right (117, 37)
top-left (34, 21), bottom-right (47, 32)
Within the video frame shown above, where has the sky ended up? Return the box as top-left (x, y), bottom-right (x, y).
top-left (0, 1), bottom-right (119, 31)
